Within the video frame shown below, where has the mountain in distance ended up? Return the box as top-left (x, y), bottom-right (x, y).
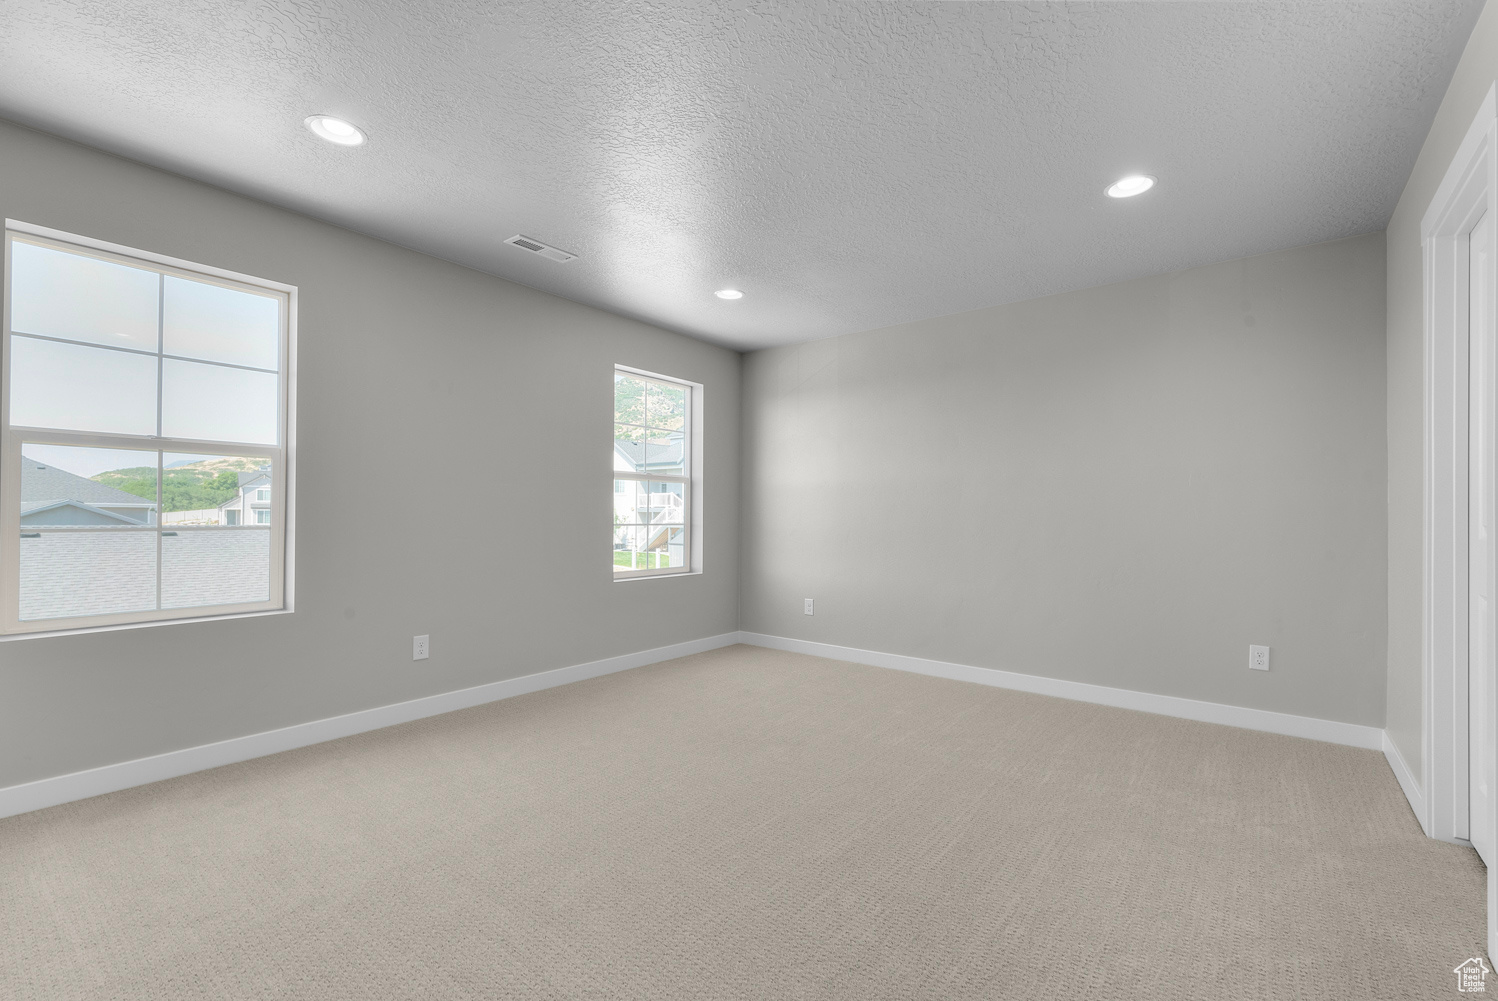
top-left (92, 456), bottom-right (268, 513)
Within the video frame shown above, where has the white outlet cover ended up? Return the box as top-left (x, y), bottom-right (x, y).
top-left (413, 634), bottom-right (430, 661)
top-left (804, 598), bottom-right (814, 615)
top-left (1249, 644), bottom-right (1270, 671)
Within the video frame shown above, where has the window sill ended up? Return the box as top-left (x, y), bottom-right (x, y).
top-left (612, 569), bottom-right (703, 583)
top-left (0, 607), bottom-right (291, 643)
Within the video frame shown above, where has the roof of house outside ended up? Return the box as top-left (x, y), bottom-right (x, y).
top-left (613, 439), bottom-right (685, 469)
top-left (237, 468), bottom-right (272, 488)
top-left (20, 456), bottom-right (156, 508)
top-left (20, 499), bottom-right (142, 523)
top-left (19, 531), bottom-right (271, 621)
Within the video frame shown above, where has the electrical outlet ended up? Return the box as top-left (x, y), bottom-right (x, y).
top-left (413, 635), bottom-right (430, 661)
top-left (804, 598), bottom-right (814, 615)
top-left (1249, 644), bottom-right (1269, 671)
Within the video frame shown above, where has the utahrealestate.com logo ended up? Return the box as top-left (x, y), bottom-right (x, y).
top-left (1457, 957), bottom-right (1493, 993)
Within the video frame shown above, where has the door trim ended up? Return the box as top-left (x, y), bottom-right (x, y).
top-left (1472, 204), bottom-right (1497, 866)
top-left (1423, 83), bottom-right (1498, 957)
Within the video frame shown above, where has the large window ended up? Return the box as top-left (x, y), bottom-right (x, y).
top-left (613, 367), bottom-right (692, 578)
top-left (2, 225), bottom-right (293, 634)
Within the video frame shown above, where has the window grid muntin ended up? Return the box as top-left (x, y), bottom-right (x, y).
top-left (3, 228), bottom-right (290, 633)
top-left (7, 331), bottom-right (279, 375)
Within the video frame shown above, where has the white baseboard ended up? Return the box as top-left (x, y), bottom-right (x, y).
top-left (0, 630), bottom-right (1406, 822)
top-left (1381, 730), bottom-right (1428, 834)
top-left (736, 632), bottom-right (1385, 750)
top-left (0, 631), bottom-right (741, 820)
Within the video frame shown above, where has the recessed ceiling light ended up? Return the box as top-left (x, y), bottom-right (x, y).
top-left (1106, 174), bottom-right (1156, 198)
top-left (305, 115), bottom-right (366, 146)
top-left (715, 289), bottom-right (744, 300)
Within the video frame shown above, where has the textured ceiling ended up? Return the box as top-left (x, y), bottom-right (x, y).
top-left (0, 1), bottom-right (1484, 351)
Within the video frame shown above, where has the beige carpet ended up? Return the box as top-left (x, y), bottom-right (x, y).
top-left (0, 644), bottom-right (1485, 999)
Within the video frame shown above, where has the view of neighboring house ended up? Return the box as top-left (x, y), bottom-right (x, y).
top-left (17, 456), bottom-right (271, 621)
top-left (612, 437), bottom-right (684, 555)
top-left (218, 468), bottom-right (272, 526)
top-left (20, 456), bottom-right (157, 527)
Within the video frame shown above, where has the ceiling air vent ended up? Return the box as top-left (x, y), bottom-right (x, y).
top-left (505, 234), bottom-right (576, 263)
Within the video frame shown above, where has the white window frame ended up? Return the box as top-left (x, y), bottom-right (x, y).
top-left (613, 364), bottom-right (699, 581)
top-left (1, 221), bottom-right (297, 637)
top-left (256, 488), bottom-right (270, 501)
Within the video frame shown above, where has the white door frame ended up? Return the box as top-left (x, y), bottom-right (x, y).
top-left (1424, 83), bottom-right (1498, 956)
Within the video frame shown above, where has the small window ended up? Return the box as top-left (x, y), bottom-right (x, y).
top-left (3, 226), bottom-right (294, 634)
top-left (613, 366), bottom-right (693, 578)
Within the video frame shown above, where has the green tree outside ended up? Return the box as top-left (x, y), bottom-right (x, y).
top-left (95, 467), bottom-right (244, 513)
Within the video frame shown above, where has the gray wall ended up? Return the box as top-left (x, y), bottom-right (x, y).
top-left (741, 234), bottom-right (1388, 727)
top-left (1385, 0), bottom-right (1498, 789)
top-left (0, 119), bottom-right (740, 788)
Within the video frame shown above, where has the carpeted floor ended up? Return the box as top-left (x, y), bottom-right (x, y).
top-left (0, 644), bottom-right (1486, 999)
